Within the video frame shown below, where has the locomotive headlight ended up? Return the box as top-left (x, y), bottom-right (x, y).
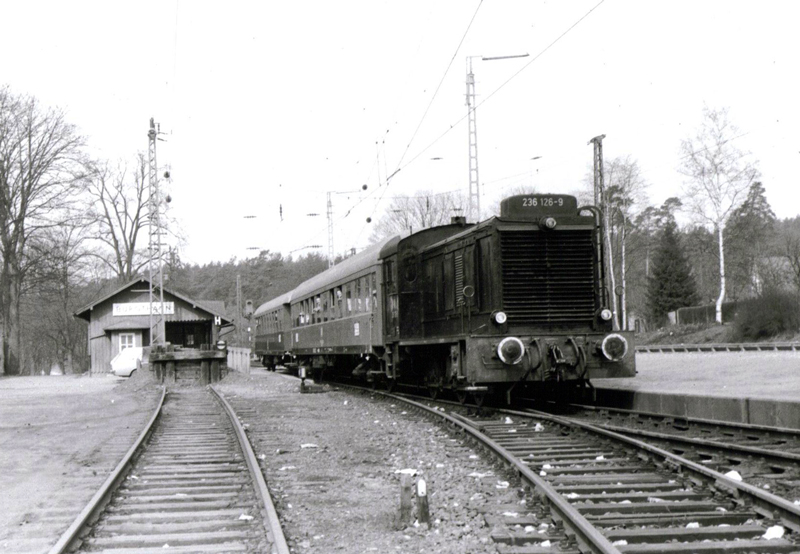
top-left (539, 216), bottom-right (557, 229)
top-left (599, 308), bottom-right (613, 321)
top-left (497, 337), bottom-right (525, 365)
top-left (600, 333), bottom-right (628, 362)
top-left (493, 311), bottom-right (508, 325)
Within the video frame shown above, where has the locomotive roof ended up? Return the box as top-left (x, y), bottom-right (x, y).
top-left (414, 217), bottom-right (496, 252)
top-left (379, 222), bottom-right (474, 259)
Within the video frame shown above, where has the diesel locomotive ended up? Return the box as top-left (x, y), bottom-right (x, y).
top-left (254, 193), bottom-right (634, 403)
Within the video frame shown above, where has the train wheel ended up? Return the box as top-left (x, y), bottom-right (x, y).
top-left (456, 390), bottom-right (468, 405)
top-left (385, 379), bottom-right (396, 393)
top-left (428, 386), bottom-right (441, 400)
top-left (472, 392), bottom-right (486, 408)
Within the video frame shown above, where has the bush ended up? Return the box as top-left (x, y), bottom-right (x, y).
top-left (732, 289), bottom-right (800, 341)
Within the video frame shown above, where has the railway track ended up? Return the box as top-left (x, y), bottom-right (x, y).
top-left (356, 387), bottom-right (800, 553)
top-left (50, 387), bottom-right (288, 554)
top-left (560, 405), bottom-right (800, 506)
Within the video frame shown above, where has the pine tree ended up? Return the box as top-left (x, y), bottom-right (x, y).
top-left (647, 219), bottom-right (699, 324)
top-left (724, 181), bottom-right (776, 298)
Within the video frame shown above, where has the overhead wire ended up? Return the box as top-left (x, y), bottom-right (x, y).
top-left (287, 0), bottom-right (607, 257)
top-left (394, 0), bottom-right (607, 174)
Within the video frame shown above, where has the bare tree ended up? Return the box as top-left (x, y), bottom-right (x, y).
top-left (679, 107), bottom-right (759, 323)
top-left (603, 157), bottom-right (648, 329)
top-left (583, 157), bottom-right (648, 329)
top-left (369, 190), bottom-right (466, 243)
top-left (21, 224), bottom-right (93, 374)
top-left (0, 86), bottom-right (87, 374)
top-left (86, 155), bottom-right (149, 282)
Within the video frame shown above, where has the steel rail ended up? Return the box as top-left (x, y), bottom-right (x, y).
top-left (590, 421), bottom-right (800, 465)
top-left (48, 386), bottom-right (166, 554)
top-left (568, 402), bottom-right (800, 438)
top-left (368, 390), bottom-right (621, 554)
top-left (210, 385), bottom-right (290, 554)
top-left (514, 407), bottom-right (800, 534)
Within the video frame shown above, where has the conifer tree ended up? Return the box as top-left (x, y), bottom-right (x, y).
top-left (647, 219), bottom-right (699, 324)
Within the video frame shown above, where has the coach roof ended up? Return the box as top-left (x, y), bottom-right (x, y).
top-left (253, 290), bottom-right (294, 318)
top-left (291, 236), bottom-right (396, 301)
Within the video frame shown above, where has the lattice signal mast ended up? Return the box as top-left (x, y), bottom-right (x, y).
top-left (148, 118), bottom-right (166, 345)
top-left (465, 54), bottom-right (529, 223)
top-left (466, 57), bottom-right (480, 223)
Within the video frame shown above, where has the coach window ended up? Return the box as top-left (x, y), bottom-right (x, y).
top-left (356, 279), bottom-right (362, 312)
top-left (346, 284), bottom-right (352, 314)
top-left (371, 274), bottom-right (377, 312)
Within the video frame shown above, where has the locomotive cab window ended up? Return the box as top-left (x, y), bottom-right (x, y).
top-left (403, 255), bottom-right (417, 282)
top-left (477, 236), bottom-right (492, 311)
top-left (444, 252), bottom-right (455, 312)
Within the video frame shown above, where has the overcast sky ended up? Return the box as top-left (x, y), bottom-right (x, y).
top-left (2, 1), bottom-right (798, 266)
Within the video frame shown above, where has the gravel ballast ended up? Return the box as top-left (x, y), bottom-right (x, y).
top-left (215, 369), bottom-right (528, 553)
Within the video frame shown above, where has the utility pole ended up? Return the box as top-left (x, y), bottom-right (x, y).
top-left (326, 192), bottom-right (334, 269)
top-left (588, 134), bottom-right (619, 331)
top-left (589, 134), bottom-right (606, 207)
top-left (236, 274), bottom-right (243, 346)
top-left (148, 118), bottom-right (166, 345)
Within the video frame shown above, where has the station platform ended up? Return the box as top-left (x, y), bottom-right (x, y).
top-left (591, 351), bottom-right (800, 430)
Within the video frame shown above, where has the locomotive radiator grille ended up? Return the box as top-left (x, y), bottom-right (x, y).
top-left (500, 229), bottom-right (595, 325)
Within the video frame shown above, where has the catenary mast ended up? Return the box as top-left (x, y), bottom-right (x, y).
top-left (148, 118), bottom-right (166, 345)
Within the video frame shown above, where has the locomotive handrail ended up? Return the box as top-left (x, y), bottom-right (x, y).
top-left (579, 204), bottom-right (609, 312)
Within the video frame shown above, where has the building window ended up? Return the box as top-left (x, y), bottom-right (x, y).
top-left (120, 333), bottom-right (135, 350)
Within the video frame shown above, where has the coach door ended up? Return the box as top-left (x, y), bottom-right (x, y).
top-left (383, 257), bottom-right (399, 340)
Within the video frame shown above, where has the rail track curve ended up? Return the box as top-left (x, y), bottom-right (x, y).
top-left (355, 385), bottom-right (800, 553)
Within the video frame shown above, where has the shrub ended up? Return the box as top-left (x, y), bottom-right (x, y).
top-left (732, 289), bottom-right (800, 341)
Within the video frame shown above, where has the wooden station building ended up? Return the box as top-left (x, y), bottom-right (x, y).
top-left (74, 277), bottom-right (232, 374)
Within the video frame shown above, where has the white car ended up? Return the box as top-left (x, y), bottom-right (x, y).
top-left (111, 347), bottom-right (143, 377)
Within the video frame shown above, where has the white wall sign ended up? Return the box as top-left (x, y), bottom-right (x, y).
top-left (113, 302), bottom-right (175, 316)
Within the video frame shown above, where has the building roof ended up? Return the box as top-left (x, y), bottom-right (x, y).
top-left (73, 276), bottom-right (232, 325)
